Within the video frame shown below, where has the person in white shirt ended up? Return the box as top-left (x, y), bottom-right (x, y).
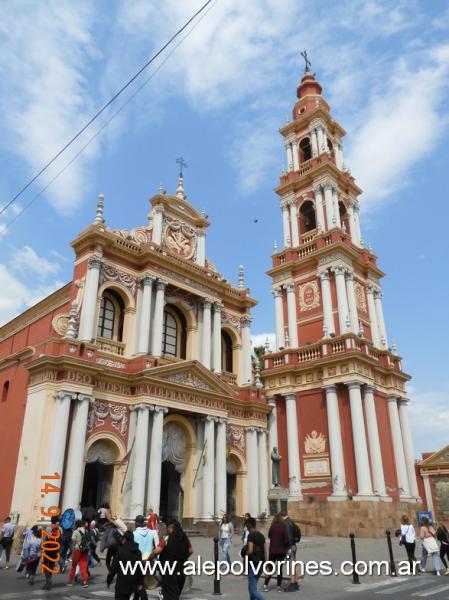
top-left (219, 514), bottom-right (234, 565)
top-left (0, 517), bottom-right (15, 569)
top-left (399, 515), bottom-right (417, 573)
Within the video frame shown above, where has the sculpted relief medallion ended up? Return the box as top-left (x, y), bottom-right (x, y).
top-left (304, 430), bottom-right (326, 454)
top-left (164, 217), bottom-right (196, 260)
top-left (354, 282), bottom-right (367, 313)
top-left (298, 280), bottom-right (320, 311)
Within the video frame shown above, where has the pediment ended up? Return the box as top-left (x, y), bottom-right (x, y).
top-left (420, 444), bottom-right (449, 466)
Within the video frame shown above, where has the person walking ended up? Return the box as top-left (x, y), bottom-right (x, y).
top-left (150, 519), bottom-right (193, 600)
top-left (436, 520), bottom-right (449, 575)
top-left (67, 519), bottom-right (90, 588)
top-left (102, 521), bottom-right (123, 570)
top-left (146, 509), bottom-right (159, 532)
top-left (219, 513), bottom-right (234, 565)
top-left (398, 515), bottom-right (417, 573)
top-left (281, 510), bottom-right (301, 592)
top-left (42, 516), bottom-right (62, 590)
top-left (133, 515), bottom-right (158, 559)
top-left (98, 503), bottom-right (112, 529)
top-left (22, 525), bottom-right (42, 585)
top-left (107, 530), bottom-right (146, 600)
top-left (242, 513), bottom-right (251, 547)
top-left (244, 517), bottom-right (266, 600)
top-left (263, 514), bottom-right (290, 592)
top-left (420, 517), bottom-right (442, 575)
top-left (0, 516), bottom-right (15, 569)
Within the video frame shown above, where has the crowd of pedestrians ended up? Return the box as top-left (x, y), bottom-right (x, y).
top-left (397, 514), bottom-right (449, 576)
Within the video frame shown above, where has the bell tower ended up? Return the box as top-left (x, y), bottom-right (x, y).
top-left (262, 61), bottom-right (421, 535)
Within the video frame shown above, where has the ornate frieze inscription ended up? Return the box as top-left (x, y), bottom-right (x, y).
top-left (354, 282), bottom-right (367, 313)
top-left (163, 372), bottom-right (211, 390)
top-left (87, 401), bottom-right (128, 436)
top-left (298, 281), bottom-right (320, 311)
top-left (226, 424), bottom-right (246, 453)
top-left (100, 265), bottom-right (137, 295)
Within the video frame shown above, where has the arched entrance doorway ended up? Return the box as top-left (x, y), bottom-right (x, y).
top-left (81, 439), bottom-right (119, 512)
top-left (226, 455), bottom-right (239, 516)
top-left (159, 422), bottom-right (187, 523)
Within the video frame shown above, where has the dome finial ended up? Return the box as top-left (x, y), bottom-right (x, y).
top-left (94, 193), bottom-right (105, 224)
top-left (175, 156), bottom-right (188, 199)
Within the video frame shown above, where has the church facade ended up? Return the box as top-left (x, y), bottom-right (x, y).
top-left (0, 178), bottom-right (269, 528)
top-left (262, 71), bottom-right (422, 535)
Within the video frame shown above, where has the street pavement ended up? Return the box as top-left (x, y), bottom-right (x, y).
top-left (1, 534), bottom-right (448, 599)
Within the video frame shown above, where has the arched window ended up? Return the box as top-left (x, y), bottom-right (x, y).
top-left (221, 331), bottom-right (233, 373)
top-left (339, 201), bottom-right (349, 233)
top-left (299, 137), bottom-right (312, 163)
top-left (162, 305), bottom-right (187, 359)
top-left (327, 138), bottom-right (333, 153)
top-left (1, 381), bottom-right (9, 403)
top-left (97, 290), bottom-right (124, 341)
top-left (299, 201), bottom-right (316, 232)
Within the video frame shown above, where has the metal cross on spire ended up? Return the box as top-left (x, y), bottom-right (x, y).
top-left (300, 50), bottom-right (312, 73)
top-left (176, 156), bottom-right (188, 178)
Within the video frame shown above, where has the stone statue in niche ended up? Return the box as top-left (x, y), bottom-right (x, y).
top-left (271, 447), bottom-right (282, 487)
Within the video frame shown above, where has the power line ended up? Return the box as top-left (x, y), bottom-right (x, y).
top-left (0, 0), bottom-right (218, 236)
top-left (0, 0), bottom-right (214, 218)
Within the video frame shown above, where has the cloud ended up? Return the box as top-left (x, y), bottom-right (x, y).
top-left (251, 332), bottom-right (275, 352)
top-left (12, 246), bottom-right (61, 278)
top-left (407, 384), bottom-right (449, 456)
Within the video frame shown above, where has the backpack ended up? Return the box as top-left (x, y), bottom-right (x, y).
top-left (289, 519), bottom-right (301, 544)
top-left (78, 529), bottom-right (91, 552)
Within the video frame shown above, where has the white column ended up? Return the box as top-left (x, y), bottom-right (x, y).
top-left (367, 285), bottom-right (381, 348)
top-left (324, 183), bottom-right (334, 230)
top-left (338, 143), bottom-right (344, 170)
top-left (246, 427), bottom-right (260, 516)
top-left (151, 279), bottom-right (167, 358)
top-left (286, 143), bottom-right (293, 172)
top-left (282, 204), bottom-right (290, 248)
top-left (347, 202), bottom-right (359, 245)
top-left (45, 391), bottom-right (76, 510)
top-left (363, 386), bottom-right (388, 498)
top-left (318, 270), bottom-right (335, 336)
top-left (374, 291), bottom-right (388, 348)
top-left (196, 229), bottom-right (206, 267)
top-left (322, 127), bottom-right (328, 151)
top-left (267, 397), bottom-right (278, 486)
top-left (147, 406), bottom-right (167, 515)
top-left (332, 187), bottom-right (341, 228)
top-left (130, 404), bottom-right (151, 516)
top-left (291, 140), bottom-right (300, 171)
top-left (423, 475), bottom-right (434, 515)
top-left (387, 396), bottom-right (411, 498)
top-left (310, 129), bottom-right (319, 157)
top-left (137, 274), bottom-right (154, 354)
top-left (194, 419), bottom-right (205, 519)
top-left (241, 316), bottom-right (252, 385)
top-left (317, 127), bottom-right (324, 154)
top-left (398, 399), bottom-right (420, 498)
top-left (78, 255), bottom-right (102, 342)
top-left (286, 283), bottom-right (298, 348)
top-left (347, 382), bottom-right (374, 498)
top-left (289, 200), bottom-right (300, 247)
top-left (215, 418), bottom-right (227, 517)
top-left (202, 299), bottom-right (212, 369)
top-left (324, 385), bottom-right (347, 498)
top-left (258, 429), bottom-right (269, 516)
top-left (353, 200), bottom-right (363, 244)
top-left (152, 204), bottom-right (164, 245)
top-left (313, 187), bottom-right (326, 232)
top-left (212, 302), bottom-right (223, 374)
top-left (273, 287), bottom-right (285, 349)
top-left (62, 394), bottom-right (92, 510)
top-left (203, 416), bottom-right (216, 519)
top-left (285, 393), bottom-right (302, 499)
top-left (134, 281), bottom-right (144, 354)
top-left (332, 265), bottom-right (349, 335)
top-left (345, 272), bottom-right (359, 334)
top-left (123, 407), bottom-right (138, 517)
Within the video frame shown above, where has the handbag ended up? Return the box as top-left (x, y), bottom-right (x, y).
top-left (423, 535), bottom-right (439, 554)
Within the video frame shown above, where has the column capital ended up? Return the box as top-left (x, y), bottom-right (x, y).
top-left (346, 381), bottom-right (362, 391)
top-left (313, 185), bottom-right (323, 196)
top-left (374, 290), bottom-right (383, 300)
top-left (285, 282), bottom-right (295, 294)
top-left (203, 297), bottom-right (213, 308)
top-left (387, 395), bottom-right (399, 404)
top-left (284, 393), bottom-right (296, 402)
top-left (76, 393), bottom-right (94, 404)
top-left (364, 384), bottom-right (376, 395)
top-left (345, 270), bottom-right (355, 281)
top-left (141, 273), bottom-right (155, 286)
top-left (217, 417), bottom-right (228, 425)
top-left (366, 283), bottom-right (377, 295)
top-left (156, 279), bottom-right (168, 291)
top-left (287, 198), bottom-right (296, 209)
top-left (267, 395), bottom-right (277, 406)
top-left (240, 315), bottom-right (252, 328)
top-left (323, 384), bottom-right (337, 393)
top-left (272, 286), bottom-right (283, 297)
top-left (54, 390), bottom-right (78, 402)
top-left (132, 402), bottom-right (154, 413)
top-left (154, 405), bottom-right (169, 415)
top-left (246, 426), bottom-right (258, 433)
top-left (205, 415), bottom-right (218, 423)
top-left (397, 397), bottom-right (409, 406)
top-left (213, 301), bottom-right (224, 312)
top-left (331, 264), bottom-right (348, 276)
top-left (87, 255), bottom-right (103, 270)
top-left (154, 203), bottom-right (165, 214)
top-left (317, 269), bottom-right (330, 281)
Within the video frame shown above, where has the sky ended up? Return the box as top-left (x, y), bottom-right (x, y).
top-left (0, 0), bottom-right (448, 455)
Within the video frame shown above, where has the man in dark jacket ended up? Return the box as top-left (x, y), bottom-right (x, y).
top-left (107, 530), bottom-right (145, 600)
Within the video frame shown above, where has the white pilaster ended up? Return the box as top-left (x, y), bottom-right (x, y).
top-left (289, 200), bottom-right (300, 247)
top-left (387, 396), bottom-right (411, 499)
top-left (332, 265), bottom-right (350, 335)
top-left (347, 382), bottom-right (375, 498)
top-left (332, 187), bottom-right (342, 228)
top-left (324, 385), bottom-right (347, 499)
top-left (345, 272), bottom-right (359, 334)
top-left (347, 202), bottom-right (359, 245)
top-left (291, 140), bottom-right (300, 171)
top-left (246, 427), bottom-right (260, 516)
top-left (152, 204), bottom-right (164, 245)
top-left (353, 201), bottom-right (363, 244)
top-left (374, 291), bottom-right (388, 348)
top-left (130, 403), bottom-right (151, 516)
top-left (147, 405), bottom-right (167, 515)
top-left (212, 302), bottom-right (223, 374)
top-left (273, 287), bottom-right (285, 349)
top-left (203, 416), bottom-right (216, 519)
top-left (285, 283), bottom-right (298, 348)
top-left (335, 142), bottom-right (344, 169)
top-left (313, 186), bottom-right (326, 232)
top-left (367, 285), bottom-right (381, 348)
top-left (363, 386), bottom-right (388, 498)
top-left (311, 129), bottom-right (319, 157)
top-left (286, 143), bottom-right (293, 172)
top-left (134, 281), bottom-right (143, 354)
top-left (423, 475), bottom-right (434, 515)
top-left (398, 399), bottom-right (420, 498)
top-left (137, 274), bottom-right (154, 354)
top-left (215, 418), bottom-right (227, 517)
top-left (196, 230), bottom-right (206, 267)
top-left (78, 255), bottom-right (102, 342)
top-left (62, 394), bottom-right (92, 510)
top-left (202, 299), bottom-right (212, 369)
top-left (258, 429), bottom-right (269, 516)
top-left (267, 397), bottom-right (278, 485)
top-left (282, 204), bottom-right (290, 248)
top-left (324, 183), bottom-right (334, 230)
top-left (285, 393), bottom-right (302, 499)
top-left (317, 127), bottom-right (324, 154)
top-left (45, 391), bottom-right (76, 510)
top-left (318, 270), bottom-right (335, 336)
top-left (241, 316), bottom-right (252, 385)
top-left (151, 280), bottom-right (167, 358)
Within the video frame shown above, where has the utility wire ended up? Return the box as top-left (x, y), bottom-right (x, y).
top-left (0, 0), bottom-right (213, 218)
top-left (0, 0), bottom-right (218, 236)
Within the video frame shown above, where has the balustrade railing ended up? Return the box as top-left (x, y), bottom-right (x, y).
top-left (97, 337), bottom-right (126, 356)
